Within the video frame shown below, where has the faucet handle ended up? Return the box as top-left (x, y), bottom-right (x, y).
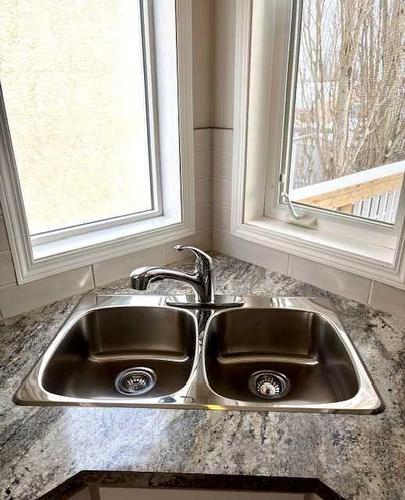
top-left (174, 245), bottom-right (214, 273)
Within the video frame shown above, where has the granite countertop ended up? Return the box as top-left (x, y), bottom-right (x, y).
top-left (0, 254), bottom-right (404, 500)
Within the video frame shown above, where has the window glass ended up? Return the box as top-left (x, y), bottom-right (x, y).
top-left (0, 0), bottom-right (153, 235)
top-left (288, 0), bottom-right (404, 224)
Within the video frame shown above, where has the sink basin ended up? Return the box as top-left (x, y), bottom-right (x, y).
top-left (42, 306), bottom-right (196, 399)
top-left (14, 294), bottom-right (383, 413)
top-left (204, 308), bottom-right (358, 405)
top-left (15, 295), bottom-right (198, 406)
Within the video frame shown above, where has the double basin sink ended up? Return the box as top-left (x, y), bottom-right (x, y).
top-left (14, 294), bottom-right (383, 413)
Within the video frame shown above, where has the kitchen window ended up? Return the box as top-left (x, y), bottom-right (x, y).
top-left (278, 0), bottom-right (405, 226)
top-left (232, 0), bottom-right (405, 287)
top-left (0, 0), bottom-right (194, 283)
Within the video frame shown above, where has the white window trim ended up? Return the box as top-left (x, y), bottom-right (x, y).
top-left (0, 0), bottom-right (195, 284)
top-left (264, 0), bottom-right (405, 240)
top-left (231, 0), bottom-right (405, 289)
top-left (31, 0), bottom-right (164, 247)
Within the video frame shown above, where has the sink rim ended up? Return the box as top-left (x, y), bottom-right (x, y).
top-left (14, 294), bottom-right (384, 414)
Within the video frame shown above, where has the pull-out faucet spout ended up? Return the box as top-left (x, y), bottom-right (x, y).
top-left (130, 245), bottom-right (214, 304)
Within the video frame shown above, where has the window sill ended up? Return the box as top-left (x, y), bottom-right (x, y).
top-left (232, 216), bottom-right (405, 288)
top-left (18, 214), bottom-right (194, 284)
top-left (33, 214), bottom-right (181, 260)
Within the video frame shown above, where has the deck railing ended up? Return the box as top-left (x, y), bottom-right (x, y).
top-left (290, 161), bottom-right (405, 224)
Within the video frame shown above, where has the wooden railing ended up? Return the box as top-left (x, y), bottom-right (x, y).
top-left (291, 161), bottom-right (405, 223)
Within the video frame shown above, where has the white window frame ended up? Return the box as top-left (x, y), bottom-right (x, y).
top-left (231, 0), bottom-right (405, 289)
top-left (0, 0), bottom-right (195, 284)
top-left (31, 0), bottom-right (163, 246)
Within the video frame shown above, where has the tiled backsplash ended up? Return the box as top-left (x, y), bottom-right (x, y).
top-left (212, 129), bottom-right (233, 255)
top-left (0, 203), bottom-right (16, 288)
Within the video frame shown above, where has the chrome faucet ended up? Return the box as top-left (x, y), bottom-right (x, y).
top-left (130, 245), bottom-right (215, 304)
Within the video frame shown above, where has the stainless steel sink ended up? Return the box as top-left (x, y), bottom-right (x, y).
top-left (14, 294), bottom-right (383, 413)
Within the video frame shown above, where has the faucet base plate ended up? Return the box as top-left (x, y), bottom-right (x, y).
top-left (165, 294), bottom-right (244, 309)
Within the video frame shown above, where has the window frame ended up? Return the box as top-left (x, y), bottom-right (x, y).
top-left (231, 0), bottom-right (405, 289)
top-left (0, 0), bottom-right (195, 284)
top-left (30, 0), bottom-right (163, 246)
top-left (265, 0), bottom-right (405, 237)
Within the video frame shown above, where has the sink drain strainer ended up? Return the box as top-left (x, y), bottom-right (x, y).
top-left (115, 367), bottom-right (156, 396)
top-left (249, 370), bottom-right (290, 400)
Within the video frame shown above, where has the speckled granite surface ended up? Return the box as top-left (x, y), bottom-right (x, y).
top-left (0, 254), bottom-right (404, 500)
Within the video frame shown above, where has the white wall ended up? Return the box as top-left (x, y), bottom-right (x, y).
top-left (193, 0), bottom-right (236, 129)
top-left (193, 0), bottom-right (214, 128)
top-left (213, 0), bottom-right (236, 128)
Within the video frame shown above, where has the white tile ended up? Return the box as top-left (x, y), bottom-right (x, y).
top-left (196, 203), bottom-right (212, 231)
top-left (195, 178), bottom-right (212, 207)
top-left (213, 178), bottom-right (232, 206)
top-left (0, 266), bottom-right (93, 318)
top-left (93, 246), bottom-right (166, 287)
top-left (165, 229), bottom-right (211, 264)
top-left (0, 252), bottom-right (15, 285)
top-left (230, 236), bottom-right (289, 274)
top-left (193, 128), bottom-right (212, 151)
top-left (212, 204), bottom-right (231, 231)
top-left (0, 217), bottom-right (10, 251)
top-left (194, 150), bottom-right (212, 179)
top-left (370, 282), bottom-right (405, 319)
top-left (290, 256), bottom-right (371, 304)
top-left (213, 128), bottom-right (233, 152)
top-left (212, 229), bottom-right (230, 254)
top-left (213, 151), bottom-right (233, 180)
